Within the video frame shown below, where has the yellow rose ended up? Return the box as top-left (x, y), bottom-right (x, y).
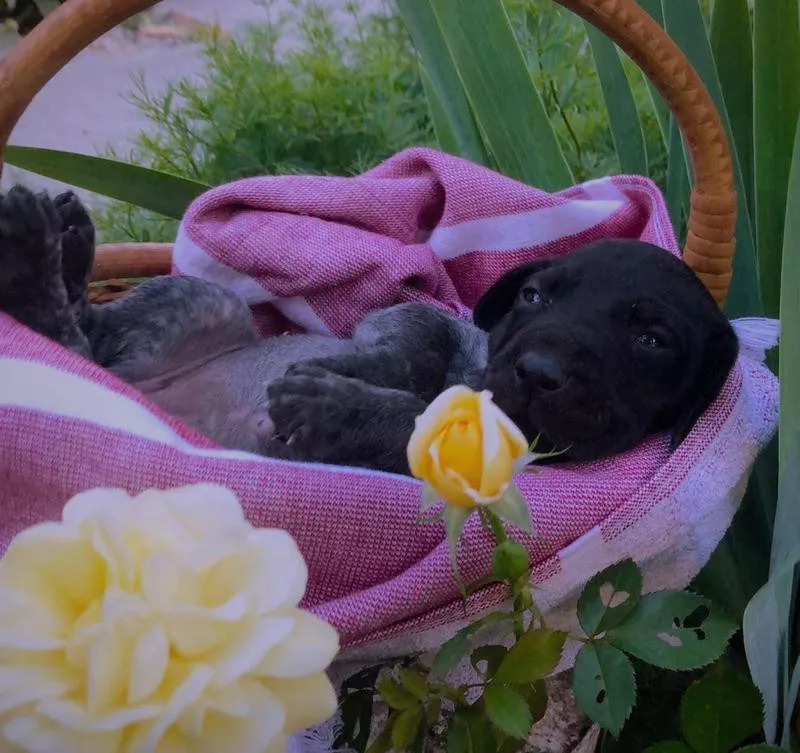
top-left (407, 386), bottom-right (530, 508)
top-left (0, 484), bottom-right (339, 753)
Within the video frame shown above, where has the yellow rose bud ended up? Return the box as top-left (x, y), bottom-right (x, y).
top-left (407, 386), bottom-right (530, 508)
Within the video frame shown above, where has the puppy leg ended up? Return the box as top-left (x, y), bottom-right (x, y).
top-left (85, 275), bottom-right (261, 385)
top-left (286, 303), bottom-right (482, 402)
top-left (267, 365), bottom-right (425, 474)
top-left (0, 186), bottom-right (91, 358)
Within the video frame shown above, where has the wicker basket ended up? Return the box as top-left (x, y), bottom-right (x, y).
top-left (0, 0), bottom-right (736, 305)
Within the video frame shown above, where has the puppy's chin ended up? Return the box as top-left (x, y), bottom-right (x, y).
top-left (485, 372), bottom-right (616, 463)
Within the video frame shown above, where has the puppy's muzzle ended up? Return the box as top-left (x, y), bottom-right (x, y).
top-left (514, 351), bottom-right (566, 394)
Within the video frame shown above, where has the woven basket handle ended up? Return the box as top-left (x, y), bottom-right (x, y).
top-left (0, 0), bottom-right (736, 304)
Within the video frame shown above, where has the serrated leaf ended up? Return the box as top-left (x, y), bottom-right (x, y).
top-left (495, 629), bottom-right (567, 684)
top-left (378, 677), bottom-right (419, 710)
top-left (679, 662), bottom-right (765, 753)
top-left (483, 684), bottom-right (533, 740)
top-left (641, 744), bottom-right (694, 753)
top-left (577, 558), bottom-right (643, 637)
top-left (399, 669), bottom-right (429, 701)
top-left (431, 629), bottom-right (471, 678)
top-left (572, 642), bottom-right (636, 736)
top-left (607, 591), bottom-right (736, 670)
top-left (492, 540), bottom-right (531, 581)
top-left (471, 645), bottom-right (508, 679)
top-left (392, 706), bottom-right (425, 752)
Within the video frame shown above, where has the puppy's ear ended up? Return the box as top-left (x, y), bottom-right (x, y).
top-left (669, 320), bottom-right (739, 450)
top-left (473, 260), bottom-right (552, 331)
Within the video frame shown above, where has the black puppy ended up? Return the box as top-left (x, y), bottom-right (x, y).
top-left (0, 187), bottom-right (739, 473)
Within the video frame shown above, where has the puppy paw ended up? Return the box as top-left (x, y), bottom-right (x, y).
top-left (0, 186), bottom-right (61, 288)
top-left (0, 186), bottom-right (90, 355)
top-left (53, 191), bottom-right (95, 318)
top-left (267, 365), bottom-right (425, 471)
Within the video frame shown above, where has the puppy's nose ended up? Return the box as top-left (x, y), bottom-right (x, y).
top-left (515, 352), bottom-right (565, 392)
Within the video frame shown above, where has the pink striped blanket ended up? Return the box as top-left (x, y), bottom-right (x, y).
top-left (0, 148), bottom-right (778, 657)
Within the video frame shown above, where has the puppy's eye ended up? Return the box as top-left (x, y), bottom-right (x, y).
top-left (634, 332), bottom-right (665, 349)
top-left (521, 287), bottom-right (543, 305)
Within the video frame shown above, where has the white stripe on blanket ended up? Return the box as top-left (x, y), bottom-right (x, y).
top-left (0, 357), bottom-right (403, 478)
top-left (427, 198), bottom-right (625, 260)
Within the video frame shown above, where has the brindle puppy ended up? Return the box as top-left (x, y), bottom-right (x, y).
top-left (0, 186), bottom-right (738, 474)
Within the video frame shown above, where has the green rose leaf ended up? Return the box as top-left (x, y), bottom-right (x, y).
top-left (492, 540), bottom-right (531, 581)
top-left (494, 629), bottom-right (567, 684)
top-left (399, 668), bottom-right (429, 701)
top-left (377, 677), bottom-right (419, 710)
top-left (366, 726), bottom-right (393, 753)
top-left (427, 697), bottom-right (443, 725)
top-left (679, 662), bottom-right (765, 753)
top-left (523, 679), bottom-right (549, 726)
top-left (431, 629), bottom-right (471, 678)
top-left (446, 706), bottom-right (497, 753)
top-left (392, 706), bottom-right (425, 752)
top-left (572, 642), bottom-right (636, 735)
top-left (577, 558), bottom-right (643, 637)
top-left (607, 591), bottom-right (737, 670)
top-left (471, 645), bottom-right (508, 679)
top-left (447, 709), bottom-right (473, 753)
top-left (483, 684), bottom-right (533, 740)
top-left (641, 744), bottom-right (694, 753)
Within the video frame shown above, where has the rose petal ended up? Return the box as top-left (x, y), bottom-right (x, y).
top-left (136, 485), bottom-right (248, 542)
top-left (128, 625), bottom-right (170, 704)
top-left (407, 386), bottom-right (478, 479)
top-left (3, 713), bottom-right (121, 753)
top-left (61, 488), bottom-right (133, 529)
top-left (0, 526), bottom-right (105, 615)
top-left (256, 611), bottom-right (339, 678)
top-left (193, 681), bottom-right (285, 753)
top-left (263, 672), bottom-right (337, 733)
top-left (86, 626), bottom-right (129, 714)
top-left (211, 616), bottom-right (294, 685)
top-left (231, 530), bottom-right (308, 614)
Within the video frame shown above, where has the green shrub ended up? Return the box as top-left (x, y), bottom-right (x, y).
top-left (96, 1), bottom-right (435, 242)
top-left (97, 0), bottom-right (669, 243)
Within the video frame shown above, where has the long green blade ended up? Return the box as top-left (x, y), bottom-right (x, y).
top-left (665, 118), bottom-right (690, 241)
top-left (4, 146), bottom-right (209, 219)
top-left (710, 0), bottom-right (754, 225)
top-left (426, 0), bottom-right (573, 190)
top-left (396, 0), bottom-right (491, 168)
top-left (753, 0), bottom-right (800, 319)
top-left (772, 118), bottom-right (800, 570)
top-left (660, 0), bottom-right (761, 319)
top-left (585, 24), bottom-right (647, 176)
top-left (636, 0), bottom-right (669, 142)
